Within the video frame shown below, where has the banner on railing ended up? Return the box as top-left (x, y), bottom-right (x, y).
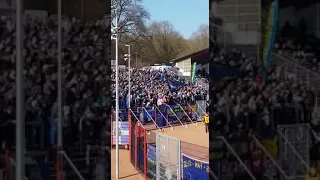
top-left (182, 153), bottom-right (209, 179)
top-left (147, 144), bottom-right (156, 163)
top-left (142, 105), bottom-right (196, 124)
top-left (166, 105), bottom-right (196, 122)
top-left (112, 121), bottom-right (129, 145)
top-left (147, 144), bottom-right (156, 177)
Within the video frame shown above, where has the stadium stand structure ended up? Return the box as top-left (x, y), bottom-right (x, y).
top-left (210, 0), bottom-right (320, 179)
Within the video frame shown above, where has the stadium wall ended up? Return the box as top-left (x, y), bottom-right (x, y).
top-left (212, 0), bottom-right (260, 45)
top-left (175, 58), bottom-right (192, 77)
top-left (128, 123), bottom-right (209, 180)
top-left (222, 23), bottom-right (259, 45)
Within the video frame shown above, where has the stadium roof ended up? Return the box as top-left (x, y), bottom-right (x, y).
top-left (170, 48), bottom-right (209, 65)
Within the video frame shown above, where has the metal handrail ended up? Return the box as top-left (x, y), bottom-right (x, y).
top-left (143, 107), bottom-right (160, 130)
top-left (208, 168), bottom-right (219, 180)
top-left (7, 157), bottom-right (29, 180)
top-left (177, 104), bottom-right (194, 124)
top-left (60, 151), bottom-right (85, 180)
top-left (277, 129), bottom-right (311, 173)
top-left (129, 109), bottom-right (145, 128)
top-left (274, 54), bottom-right (320, 78)
top-left (79, 117), bottom-right (86, 132)
top-left (155, 107), bottom-right (173, 129)
top-left (187, 104), bottom-right (201, 121)
top-left (86, 145), bottom-right (90, 166)
top-left (251, 136), bottom-right (292, 179)
top-left (165, 105), bottom-right (185, 127)
top-left (196, 103), bottom-right (206, 115)
top-left (217, 136), bottom-right (256, 180)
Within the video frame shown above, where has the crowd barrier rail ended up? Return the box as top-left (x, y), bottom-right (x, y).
top-left (111, 101), bottom-right (207, 146)
top-left (127, 112), bottom-right (209, 179)
top-left (210, 123), bottom-right (317, 180)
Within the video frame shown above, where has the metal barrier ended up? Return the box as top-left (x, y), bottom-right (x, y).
top-left (129, 118), bottom-right (147, 179)
top-left (217, 136), bottom-right (256, 180)
top-left (156, 134), bottom-right (180, 180)
top-left (210, 122), bottom-right (318, 180)
top-left (272, 53), bottom-right (320, 90)
top-left (125, 102), bottom-right (208, 179)
top-left (211, 135), bottom-right (282, 180)
top-left (251, 135), bottom-right (292, 180)
top-left (1, 149), bottom-right (35, 180)
top-left (129, 120), bottom-right (209, 179)
top-left (277, 124), bottom-right (311, 179)
top-left (58, 150), bottom-right (85, 180)
top-left (137, 103), bottom-right (200, 129)
top-left (165, 105), bottom-right (185, 127)
top-left (79, 116), bottom-right (106, 151)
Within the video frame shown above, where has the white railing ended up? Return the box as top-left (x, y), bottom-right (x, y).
top-left (208, 168), bottom-right (219, 180)
top-left (273, 53), bottom-right (320, 89)
top-left (155, 107), bottom-right (173, 129)
top-left (217, 136), bottom-right (256, 180)
top-left (143, 107), bottom-right (160, 130)
top-left (165, 105), bottom-right (185, 127)
top-left (251, 136), bottom-right (293, 179)
top-left (7, 157), bottom-right (29, 180)
top-left (277, 129), bottom-right (311, 173)
top-left (129, 109), bottom-right (145, 128)
top-left (60, 151), bottom-right (86, 180)
top-left (273, 54), bottom-right (320, 77)
top-left (177, 104), bottom-right (194, 124)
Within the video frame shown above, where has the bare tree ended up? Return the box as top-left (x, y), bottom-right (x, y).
top-left (145, 21), bottom-right (188, 63)
top-left (111, 0), bottom-right (150, 43)
top-left (188, 24), bottom-right (209, 52)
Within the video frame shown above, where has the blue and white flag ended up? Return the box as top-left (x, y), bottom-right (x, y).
top-left (167, 79), bottom-right (187, 92)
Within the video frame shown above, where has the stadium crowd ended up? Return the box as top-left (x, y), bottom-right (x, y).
top-left (0, 15), bottom-right (110, 149)
top-left (112, 67), bottom-right (208, 109)
top-left (210, 21), bottom-right (320, 178)
top-left (0, 14), bottom-right (209, 148)
top-left (211, 47), bottom-right (318, 135)
top-left (275, 20), bottom-right (320, 73)
top-left (211, 19), bottom-right (320, 137)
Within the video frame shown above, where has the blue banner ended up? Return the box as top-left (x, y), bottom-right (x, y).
top-left (211, 64), bottom-right (240, 81)
top-left (141, 105), bottom-right (196, 125)
top-left (112, 121), bottom-right (129, 145)
top-left (156, 108), bottom-right (166, 128)
top-left (147, 144), bottom-right (156, 163)
top-left (182, 153), bottom-right (209, 180)
top-left (147, 144), bottom-right (157, 177)
top-left (167, 79), bottom-right (187, 92)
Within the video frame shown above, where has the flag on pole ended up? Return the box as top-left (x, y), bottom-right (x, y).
top-left (191, 62), bottom-right (197, 84)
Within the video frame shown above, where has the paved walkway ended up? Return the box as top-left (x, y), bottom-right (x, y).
top-left (111, 149), bottom-right (144, 180)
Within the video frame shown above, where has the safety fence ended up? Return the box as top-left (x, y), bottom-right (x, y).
top-left (272, 53), bottom-right (320, 91)
top-left (138, 103), bottom-right (200, 129)
top-left (128, 116), bottom-right (209, 179)
top-left (210, 136), bottom-right (279, 180)
top-left (210, 123), bottom-right (316, 180)
top-left (111, 101), bottom-right (207, 146)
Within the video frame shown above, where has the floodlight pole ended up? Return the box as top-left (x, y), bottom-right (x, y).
top-left (111, 2), bottom-right (120, 179)
top-left (125, 44), bottom-right (131, 108)
top-left (16, 0), bottom-right (25, 178)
